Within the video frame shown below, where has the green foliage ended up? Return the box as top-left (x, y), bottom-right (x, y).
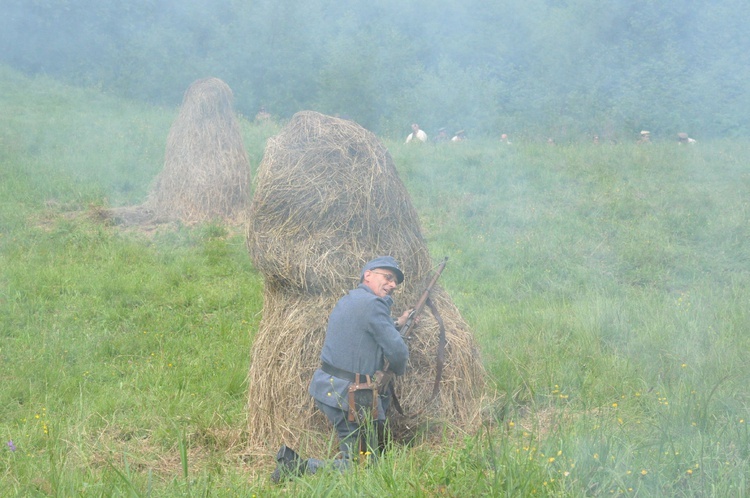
top-left (2, 1), bottom-right (750, 137)
top-left (314, 24), bottom-right (423, 132)
top-left (2, 68), bottom-right (750, 496)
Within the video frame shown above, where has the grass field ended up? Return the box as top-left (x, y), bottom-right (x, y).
top-left (1, 66), bottom-right (749, 496)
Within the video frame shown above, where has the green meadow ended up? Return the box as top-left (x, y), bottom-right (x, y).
top-left (1, 67), bottom-right (749, 496)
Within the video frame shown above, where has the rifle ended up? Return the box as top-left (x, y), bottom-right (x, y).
top-left (400, 256), bottom-right (448, 340)
top-left (383, 256), bottom-right (448, 416)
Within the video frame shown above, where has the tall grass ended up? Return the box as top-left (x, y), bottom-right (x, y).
top-left (1, 66), bottom-right (749, 496)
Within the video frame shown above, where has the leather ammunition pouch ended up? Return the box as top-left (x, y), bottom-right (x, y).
top-left (347, 373), bottom-right (378, 423)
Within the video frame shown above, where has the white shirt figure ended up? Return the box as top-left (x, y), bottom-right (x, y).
top-left (405, 123), bottom-right (427, 143)
top-left (678, 132), bottom-right (697, 144)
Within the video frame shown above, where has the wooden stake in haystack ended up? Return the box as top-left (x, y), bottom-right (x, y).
top-left (245, 111), bottom-right (485, 454)
top-left (145, 77), bottom-right (251, 225)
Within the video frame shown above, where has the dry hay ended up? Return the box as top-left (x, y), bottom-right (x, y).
top-left (102, 203), bottom-right (159, 227)
top-left (245, 110), bottom-right (485, 455)
top-left (85, 425), bottom-right (261, 481)
top-left (143, 77), bottom-right (251, 225)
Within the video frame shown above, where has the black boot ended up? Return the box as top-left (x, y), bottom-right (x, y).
top-left (270, 445), bottom-right (307, 484)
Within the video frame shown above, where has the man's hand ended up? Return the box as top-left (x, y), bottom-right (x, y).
top-left (395, 308), bottom-right (414, 330)
top-left (374, 370), bottom-right (395, 392)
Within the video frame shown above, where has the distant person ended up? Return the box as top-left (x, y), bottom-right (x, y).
top-left (434, 127), bottom-right (449, 143)
top-left (593, 135), bottom-right (600, 144)
top-left (451, 130), bottom-right (466, 142)
top-left (547, 137), bottom-right (555, 145)
top-left (637, 130), bottom-right (651, 144)
top-left (677, 132), bottom-right (696, 144)
top-left (500, 133), bottom-right (512, 144)
top-left (405, 123), bottom-right (427, 144)
top-left (255, 106), bottom-right (271, 122)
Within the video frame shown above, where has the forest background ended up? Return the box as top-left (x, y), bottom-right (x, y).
top-left (3, 1), bottom-right (750, 495)
top-left (2, 0), bottom-right (749, 141)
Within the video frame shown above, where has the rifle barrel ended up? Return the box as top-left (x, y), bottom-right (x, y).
top-left (401, 257), bottom-right (448, 338)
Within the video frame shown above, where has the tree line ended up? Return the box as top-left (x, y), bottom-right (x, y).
top-left (2, 0), bottom-right (749, 140)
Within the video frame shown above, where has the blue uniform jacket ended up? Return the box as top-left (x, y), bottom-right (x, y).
top-left (309, 284), bottom-right (409, 419)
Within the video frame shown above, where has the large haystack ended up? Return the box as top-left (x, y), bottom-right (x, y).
top-left (245, 111), bottom-right (485, 455)
top-left (145, 77), bottom-right (251, 225)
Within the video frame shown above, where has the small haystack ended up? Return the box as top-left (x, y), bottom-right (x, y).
top-left (245, 111), bottom-right (485, 455)
top-left (145, 77), bottom-right (250, 225)
top-left (107, 78), bottom-right (251, 227)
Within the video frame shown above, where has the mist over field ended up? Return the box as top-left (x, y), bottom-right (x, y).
top-left (2, 0), bottom-right (750, 139)
top-left (2, 2), bottom-right (750, 496)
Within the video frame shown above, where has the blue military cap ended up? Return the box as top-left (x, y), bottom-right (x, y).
top-left (360, 256), bottom-right (404, 284)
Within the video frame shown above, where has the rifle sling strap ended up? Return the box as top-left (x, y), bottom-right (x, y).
top-left (390, 388), bottom-right (405, 415)
top-left (426, 296), bottom-right (446, 401)
top-left (390, 296), bottom-right (446, 417)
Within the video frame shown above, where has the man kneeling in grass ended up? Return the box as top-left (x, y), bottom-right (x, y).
top-left (272, 256), bottom-right (411, 482)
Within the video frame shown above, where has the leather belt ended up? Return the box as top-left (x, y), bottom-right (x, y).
top-left (321, 361), bottom-right (365, 382)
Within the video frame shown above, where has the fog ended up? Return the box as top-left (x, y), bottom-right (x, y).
top-left (2, 0), bottom-right (749, 139)
top-left (2, 3), bottom-right (749, 493)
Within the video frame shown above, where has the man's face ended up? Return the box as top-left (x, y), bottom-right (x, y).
top-left (363, 268), bottom-right (399, 297)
